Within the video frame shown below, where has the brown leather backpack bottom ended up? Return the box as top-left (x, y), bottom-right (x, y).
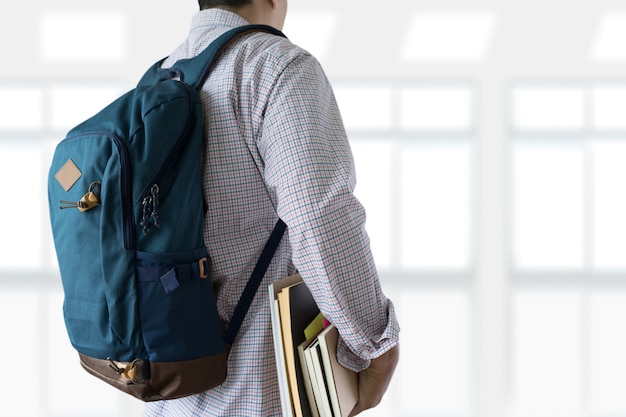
top-left (79, 347), bottom-right (230, 402)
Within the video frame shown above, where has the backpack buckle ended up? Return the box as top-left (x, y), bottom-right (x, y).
top-left (199, 257), bottom-right (209, 279)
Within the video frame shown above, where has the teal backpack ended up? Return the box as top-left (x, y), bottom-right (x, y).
top-left (48, 25), bottom-right (286, 401)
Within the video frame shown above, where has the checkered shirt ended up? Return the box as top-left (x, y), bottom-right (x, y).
top-left (143, 8), bottom-right (400, 417)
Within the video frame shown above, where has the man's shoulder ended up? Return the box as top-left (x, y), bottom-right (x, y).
top-left (233, 30), bottom-right (318, 72)
top-left (162, 25), bottom-right (315, 73)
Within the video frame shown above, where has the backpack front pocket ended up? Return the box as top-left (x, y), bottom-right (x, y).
top-left (136, 249), bottom-right (226, 362)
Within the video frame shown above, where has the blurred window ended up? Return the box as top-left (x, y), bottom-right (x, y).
top-left (510, 82), bottom-right (626, 417)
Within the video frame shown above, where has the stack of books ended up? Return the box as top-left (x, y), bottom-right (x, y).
top-left (269, 274), bottom-right (359, 417)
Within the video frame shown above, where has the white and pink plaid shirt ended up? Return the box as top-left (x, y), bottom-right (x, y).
top-left (144, 9), bottom-right (399, 417)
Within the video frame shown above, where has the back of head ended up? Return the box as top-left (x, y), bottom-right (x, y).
top-left (199, 0), bottom-right (253, 10)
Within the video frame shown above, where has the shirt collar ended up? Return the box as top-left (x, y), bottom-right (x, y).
top-left (190, 8), bottom-right (250, 34)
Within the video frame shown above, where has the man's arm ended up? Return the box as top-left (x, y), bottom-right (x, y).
top-left (258, 49), bottom-right (401, 411)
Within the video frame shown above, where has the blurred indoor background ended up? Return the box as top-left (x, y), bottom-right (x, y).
top-left (1, 0), bottom-right (626, 416)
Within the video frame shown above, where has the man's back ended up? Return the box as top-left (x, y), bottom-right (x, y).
top-left (144, 7), bottom-right (399, 417)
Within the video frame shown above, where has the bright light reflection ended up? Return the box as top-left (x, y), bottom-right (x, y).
top-left (512, 142), bottom-right (585, 270)
top-left (591, 13), bottom-right (626, 62)
top-left (401, 12), bottom-right (497, 62)
top-left (592, 86), bottom-right (626, 130)
top-left (400, 142), bottom-right (472, 270)
top-left (334, 87), bottom-right (392, 130)
top-left (0, 147), bottom-right (44, 269)
top-left (591, 139), bottom-right (626, 270)
top-left (512, 87), bottom-right (585, 131)
top-left (351, 140), bottom-right (393, 269)
top-left (51, 86), bottom-right (121, 130)
top-left (283, 12), bottom-right (338, 62)
top-left (41, 12), bottom-right (127, 62)
top-left (0, 87), bottom-right (43, 130)
top-left (401, 86), bottom-right (473, 131)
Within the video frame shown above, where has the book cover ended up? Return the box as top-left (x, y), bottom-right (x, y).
top-left (297, 337), bottom-right (321, 417)
top-left (271, 276), bottom-right (358, 417)
top-left (269, 274), bottom-right (305, 417)
top-left (308, 340), bottom-right (334, 417)
top-left (317, 325), bottom-right (359, 417)
top-left (272, 275), bottom-right (319, 417)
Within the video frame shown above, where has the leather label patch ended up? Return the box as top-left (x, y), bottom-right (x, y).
top-left (55, 159), bottom-right (82, 192)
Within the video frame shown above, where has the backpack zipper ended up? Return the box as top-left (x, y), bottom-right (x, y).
top-left (59, 132), bottom-right (135, 250)
top-left (61, 81), bottom-right (196, 247)
top-left (114, 135), bottom-right (135, 250)
top-left (138, 81), bottom-right (196, 235)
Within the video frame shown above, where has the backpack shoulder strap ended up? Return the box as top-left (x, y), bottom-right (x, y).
top-left (138, 24), bottom-right (286, 89)
top-left (225, 219), bottom-right (287, 345)
top-left (138, 24), bottom-right (288, 345)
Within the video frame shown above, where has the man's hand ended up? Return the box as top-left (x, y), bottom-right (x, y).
top-left (348, 344), bottom-right (399, 417)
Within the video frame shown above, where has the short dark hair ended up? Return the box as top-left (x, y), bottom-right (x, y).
top-left (199, 0), bottom-right (252, 9)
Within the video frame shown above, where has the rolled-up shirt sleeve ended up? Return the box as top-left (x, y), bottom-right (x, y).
top-left (259, 52), bottom-right (400, 372)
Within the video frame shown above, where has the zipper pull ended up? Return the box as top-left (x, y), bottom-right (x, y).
top-left (140, 184), bottom-right (160, 235)
top-left (140, 195), bottom-right (152, 235)
top-left (150, 184), bottom-right (160, 229)
top-left (59, 181), bottom-right (101, 212)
